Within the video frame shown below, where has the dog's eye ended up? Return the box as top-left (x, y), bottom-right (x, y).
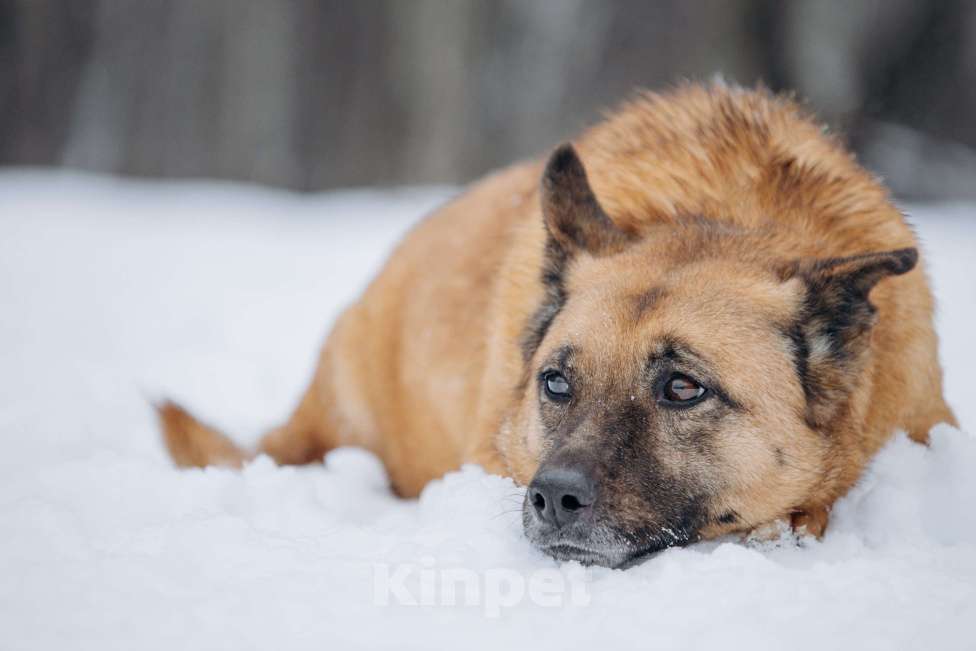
top-left (543, 372), bottom-right (572, 400)
top-left (661, 374), bottom-right (707, 404)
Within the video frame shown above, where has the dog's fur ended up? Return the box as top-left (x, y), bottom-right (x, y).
top-left (160, 83), bottom-right (954, 567)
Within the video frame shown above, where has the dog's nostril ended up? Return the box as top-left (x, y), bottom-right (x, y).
top-left (532, 490), bottom-right (546, 511)
top-left (561, 494), bottom-right (584, 511)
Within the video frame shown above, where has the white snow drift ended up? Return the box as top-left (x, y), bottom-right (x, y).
top-left (1, 172), bottom-right (974, 650)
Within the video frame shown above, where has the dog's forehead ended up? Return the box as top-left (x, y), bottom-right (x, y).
top-left (548, 255), bottom-right (800, 377)
top-left (569, 255), bottom-right (796, 328)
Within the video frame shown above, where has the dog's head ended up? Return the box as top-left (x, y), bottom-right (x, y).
top-left (505, 145), bottom-right (917, 568)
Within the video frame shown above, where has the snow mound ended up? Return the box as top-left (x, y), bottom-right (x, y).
top-left (1, 172), bottom-right (974, 650)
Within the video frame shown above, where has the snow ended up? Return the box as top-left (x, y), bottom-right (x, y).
top-left (1, 171), bottom-right (974, 650)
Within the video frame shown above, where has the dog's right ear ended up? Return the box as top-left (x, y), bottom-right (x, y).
top-left (541, 144), bottom-right (631, 257)
top-left (521, 145), bottom-right (631, 362)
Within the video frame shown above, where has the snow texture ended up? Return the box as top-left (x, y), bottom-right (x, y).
top-left (1, 172), bottom-right (974, 650)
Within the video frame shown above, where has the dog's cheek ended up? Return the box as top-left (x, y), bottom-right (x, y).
top-left (711, 418), bottom-right (825, 532)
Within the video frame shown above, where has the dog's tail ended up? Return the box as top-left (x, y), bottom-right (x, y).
top-left (156, 400), bottom-right (251, 468)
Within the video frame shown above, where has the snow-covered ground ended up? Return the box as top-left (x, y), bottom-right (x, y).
top-left (1, 171), bottom-right (974, 650)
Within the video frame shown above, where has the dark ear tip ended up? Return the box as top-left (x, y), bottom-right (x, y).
top-left (891, 247), bottom-right (919, 274)
top-left (544, 143), bottom-right (583, 179)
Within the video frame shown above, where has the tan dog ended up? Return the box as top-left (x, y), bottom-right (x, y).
top-left (160, 83), bottom-right (955, 568)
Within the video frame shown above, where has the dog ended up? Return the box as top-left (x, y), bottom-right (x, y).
top-left (159, 83), bottom-right (955, 568)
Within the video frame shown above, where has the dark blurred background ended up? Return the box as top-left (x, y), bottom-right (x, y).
top-left (3, 0), bottom-right (976, 198)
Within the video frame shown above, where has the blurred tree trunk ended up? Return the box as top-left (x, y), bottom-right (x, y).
top-left (0, 0), bottom-right (94, 164)
top-left (1, 0), bottom-right (974, 198)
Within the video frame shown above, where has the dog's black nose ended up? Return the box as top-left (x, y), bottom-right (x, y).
top-left (529, 466), bottom-right (595, 528)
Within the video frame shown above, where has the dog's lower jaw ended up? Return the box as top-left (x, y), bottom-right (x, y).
top-left (524, 511), bottom-right (697, 568)
top-left (532, 535), bottom-right (683, 568)
top-left (539, 543), bottom-right (617, 567)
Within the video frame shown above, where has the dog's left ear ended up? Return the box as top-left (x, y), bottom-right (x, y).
top-left (783, 247), bottom-right (918, 428)
top-left (806, 245), bottom-right (917, 343)
top-left (540, 144), bottom-right (631, 257)
top-left (784, 247), bottom-right (918, 338)
top-left (804, 247), bottom-right (918, 299)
